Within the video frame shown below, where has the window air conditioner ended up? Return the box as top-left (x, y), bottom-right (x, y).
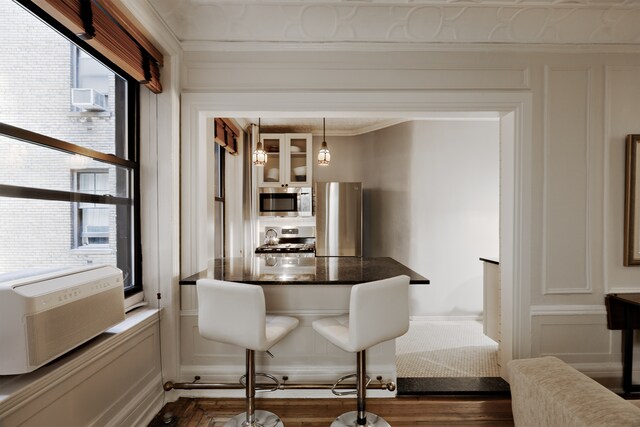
top-left (71, 88), bottom-right (108, 111)
top-left (0, 265), bottom-right (125, 375)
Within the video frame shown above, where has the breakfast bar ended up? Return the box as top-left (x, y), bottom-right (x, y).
top-left (179, 257), bottom-right (430, 285)
top-left (178, 257), bottom-right (429, 396)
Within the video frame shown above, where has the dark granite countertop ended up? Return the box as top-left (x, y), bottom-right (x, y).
top-left (479, 257), bottom-right (500, 265)
top-left (180, 257), bottom-right (429, 285)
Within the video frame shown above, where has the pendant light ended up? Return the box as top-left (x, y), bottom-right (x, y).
top-left (318, 117), bottom-right (331, 166)
top-left (252, 118), bottom-right (267, 166)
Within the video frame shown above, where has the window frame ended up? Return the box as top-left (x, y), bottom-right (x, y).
top-left (0, 2), bottom-right (142, 297)
top-left (214, 142), bottom-right (226, 258)
top-left (72, 168), bottom-right (111, 249)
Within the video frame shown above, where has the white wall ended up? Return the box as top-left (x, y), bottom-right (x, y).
top-left (363, 120), bottom-right (500, 317)
top-left (312, 134), bottom-right (365, 183)
top-left (311, 122), bottom-right (500, 317)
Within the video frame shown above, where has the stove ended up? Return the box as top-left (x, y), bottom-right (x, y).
top-left (255, 242), bottom-right (316, 254)
top-left (255, 225), bottom-right (316, 256)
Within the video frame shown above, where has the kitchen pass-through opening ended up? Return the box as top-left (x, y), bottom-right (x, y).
top-left (191, 97), bottom-right (525, 395)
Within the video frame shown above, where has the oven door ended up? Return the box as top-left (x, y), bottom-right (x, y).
top-left (259, 190), bottom-right (298, 216)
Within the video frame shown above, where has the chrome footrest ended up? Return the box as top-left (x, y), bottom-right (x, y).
top-left (331, 373), bottom-right (371, 396)
top-left (239, 372), bottom-right (280, 392)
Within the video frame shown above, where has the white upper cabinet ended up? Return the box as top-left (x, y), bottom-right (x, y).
top-left (257, 133), bottom-right (312, 188)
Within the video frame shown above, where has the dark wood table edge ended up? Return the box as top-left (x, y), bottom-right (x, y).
top-left (605, 293), bottom-right (640, 394)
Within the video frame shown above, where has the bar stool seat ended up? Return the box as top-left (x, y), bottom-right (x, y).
top-left (197, 278), bottom-right (298, 427)
top-left (313, 275), bottom-right (410, 427)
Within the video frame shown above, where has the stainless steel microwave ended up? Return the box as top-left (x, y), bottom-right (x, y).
top-left (259, 187), bottom-right (312, 217)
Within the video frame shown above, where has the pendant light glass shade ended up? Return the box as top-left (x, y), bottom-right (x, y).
top-left (252, 118), bottom-right (267, 166)
top-left (318, 118), bottom-right (330, 166)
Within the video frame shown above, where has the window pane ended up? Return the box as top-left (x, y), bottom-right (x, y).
top-left (0, 135), bottom-right (130, 198)
top-left (0, 197), bottom-right (134, 288)
top-left (0, 1), bottom-right (127, 157)
top-left (214, 200), bottom-right (224, 259)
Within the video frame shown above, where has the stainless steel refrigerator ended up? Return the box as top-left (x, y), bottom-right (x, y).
top-left (315, 182), bottom-right (362, 256)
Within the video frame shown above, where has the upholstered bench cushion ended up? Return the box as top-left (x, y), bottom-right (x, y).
top-left (508, 356), bottom-right (640, 427)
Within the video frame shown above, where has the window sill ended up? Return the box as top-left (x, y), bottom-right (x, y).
top-left (0, 307), bottom-right (160, 416)
top-left (70, 246), bottom-right (112, 255)
top-left (67, 111), bottom-right (112, 118)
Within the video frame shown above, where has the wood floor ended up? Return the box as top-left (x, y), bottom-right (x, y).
top-left (149, 396), bottom-right (514, 426)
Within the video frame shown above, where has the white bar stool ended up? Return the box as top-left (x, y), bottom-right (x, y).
top-left (312, 275), bottom-right (410, 427)
top-left (197, 279), bottom-right (299, 427)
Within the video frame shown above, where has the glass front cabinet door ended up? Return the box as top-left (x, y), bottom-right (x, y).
top-left (286, 134), bottom-right (312, 187)
top-left (258, 134), bottom-right (284, 187)
top-left (257, 133), bottom-right (312, 188)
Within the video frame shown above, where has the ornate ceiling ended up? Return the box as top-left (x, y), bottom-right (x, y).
top-left (148, 0), bottom-right (640, 47)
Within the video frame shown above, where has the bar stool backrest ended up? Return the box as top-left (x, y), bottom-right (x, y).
top-left (197, 279), bottom-right (267, 351)
top-left (348, 274), bottom-right (410, 352)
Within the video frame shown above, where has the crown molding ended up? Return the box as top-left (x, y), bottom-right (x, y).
top-left (181, 40), bottom-right (640, 54)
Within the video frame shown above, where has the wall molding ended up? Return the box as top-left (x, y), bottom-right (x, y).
top-left (530, 304), bottom-right (607, 316)
top-left (542, 66), bottom-right (593, 295)
top-left (529, 306), bottom-right (617, 365)
top-left (608, 287), bottom-right (640, 294)
top-left (181, 41), bottom-right (640, 54)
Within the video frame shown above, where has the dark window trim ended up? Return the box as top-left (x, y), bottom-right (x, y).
top-left (128, 81), bottom-right (142, 296)
top-left (214, 143), bottom-right (226, 257)
top-left (0, 184), bottom-right (131, 205)
top-left (0, 123), bottom-right (135, 169)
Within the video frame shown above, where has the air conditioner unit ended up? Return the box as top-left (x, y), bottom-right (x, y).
top-left (0, 265), bottom-right (125, 375)
top-left (71, 88), bottom-right (108, 111)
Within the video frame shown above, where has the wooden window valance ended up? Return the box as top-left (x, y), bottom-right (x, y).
top-left (27, 0), bottom-right (163, 93)
top-left (214, 118), bottom-right (239, 155)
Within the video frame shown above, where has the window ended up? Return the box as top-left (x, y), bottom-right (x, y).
top-left (74, 170), bottom-right (110, 247)
top-left (0, 1), bottom-right (141, 294)
top-left (213, 143), bottom-right (225, 258)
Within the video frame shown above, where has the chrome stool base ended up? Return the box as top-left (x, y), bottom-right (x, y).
top-left (224, 410), bottom-right (284, 427)
top-left (330, 411), bottom-right (391, 427)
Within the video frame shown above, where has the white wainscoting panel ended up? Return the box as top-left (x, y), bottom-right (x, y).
top-left (543, 67), bottom-right (592, 294)
top-left (0, 309), bottom-right (163, 427)
top-left (530, 305), bottom-right (619, 365)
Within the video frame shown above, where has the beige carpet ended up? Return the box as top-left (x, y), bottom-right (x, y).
top-left (396, 319), bottom-right (500, 377)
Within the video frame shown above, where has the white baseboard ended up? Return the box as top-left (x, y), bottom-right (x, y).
top-left (180, 364), bottom-right (396, 384)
